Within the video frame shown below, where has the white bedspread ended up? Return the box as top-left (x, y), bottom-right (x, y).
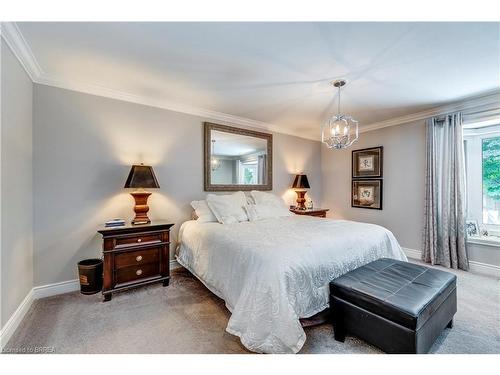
top-left (176, 216), bottom-right (406, 353)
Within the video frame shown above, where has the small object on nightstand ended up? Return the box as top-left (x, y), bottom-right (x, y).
top-left (291, 174), bottom-right (310, 210)
top-left (105, 218), bottom-right (125, 227)
top-left (97, 220), bottom-right (174, 302)
top-left (124, 164), bottom-right (160, 225)
top-left (306, 197), bottom-right (314, 209)
top-left (290, 207), bottom-right (330, 218)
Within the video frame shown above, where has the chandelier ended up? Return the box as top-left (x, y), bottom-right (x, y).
top-left (211, 139), bottom-right (221, 171)
top-left (321, 79), bottom-right (359, 149)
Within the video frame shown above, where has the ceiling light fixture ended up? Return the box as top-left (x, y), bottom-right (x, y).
top-left (321, 79), bottom-right (359, 149)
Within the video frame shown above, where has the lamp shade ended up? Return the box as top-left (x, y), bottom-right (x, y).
top-left (291, 174), bottom-right (310, 189)
top-left (124, 164), bottom-right (160, 189)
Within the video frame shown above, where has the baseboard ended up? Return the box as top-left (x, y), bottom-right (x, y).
top-left (32, 279), bottom-right (80, 299)
top-left (170, 259), bottom-right (181, 270)
top-left (1, 259), bottom-right (183, 348)
top-left (402, 247), bottom-right (422, 260)
top-left (0, 289), bottom-right (34, 350)
top-left (32, 260), bottom-right (181, 299)
top-left (468, 260), bottom-right (500, 279)
top-left (403, 247), bottom-right (500, 279)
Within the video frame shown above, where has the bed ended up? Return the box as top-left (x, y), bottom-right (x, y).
top-left (176, 214), bottom-right (407, 354)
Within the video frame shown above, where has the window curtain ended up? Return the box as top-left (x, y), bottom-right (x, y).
top-left (257, 155), bottom-right (266, 184)
top-left (422, 112), bottom-right (469, 270)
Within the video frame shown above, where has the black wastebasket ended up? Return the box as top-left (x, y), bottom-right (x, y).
top-left (77, 259), bottom-right (103, 295)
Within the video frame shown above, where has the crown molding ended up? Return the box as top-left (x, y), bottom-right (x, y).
top-left (1, 22), bottom-right (317, 141)
top-left (35, 72), bottom-right (317, 140)
top-left (1, 22), bottom-right (42, 81)
top-left (2, 21), bottom-right (499, 141)
top-left (360, 89), bottom-right (500, 133)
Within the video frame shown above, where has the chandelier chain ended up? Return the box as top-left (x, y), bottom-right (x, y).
top-left (337, 84), bottom-right (341, 115)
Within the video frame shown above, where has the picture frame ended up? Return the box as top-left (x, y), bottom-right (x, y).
top-left (352, 179), bottom-right (383, 210)
top-left (352, 146), bottom-right (383, 178)
top-left (465, 219), bottom-right (479, 238)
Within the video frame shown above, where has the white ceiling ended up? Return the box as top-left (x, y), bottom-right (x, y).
top-left (15, 22), bottom-right (500, 139)
top-left (212, 130), bottom-right (266, 156)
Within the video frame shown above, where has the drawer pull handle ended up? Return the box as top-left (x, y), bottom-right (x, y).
top-left (136, 255), bottom-right (143, 262)
top-left (136, 269), bottom-right (143, 276)
top-left (137, 238), bottom-right (142, 243)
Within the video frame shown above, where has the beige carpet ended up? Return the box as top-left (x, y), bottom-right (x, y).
top-left (4, 262), bottom-right (500, 354)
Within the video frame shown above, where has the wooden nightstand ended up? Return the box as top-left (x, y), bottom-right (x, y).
top-left (97, 220), bottom-right (174, 302)
top-left (290, 208), bottom-right (330, 218)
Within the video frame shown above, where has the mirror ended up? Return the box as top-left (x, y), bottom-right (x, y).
top-left (204, 122), bottom-right (273, 191)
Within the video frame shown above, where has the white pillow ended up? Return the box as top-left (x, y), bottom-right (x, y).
top-left (244, 203), bottom-right (292, 221)
top-left (206, 192), bottom-right (249, 224)
top-left (249, 191), bottom-right (292, 219)
top-left (190, 200), bottom-right (218, 223)
top-left (251, 191), bottom-right (289, 209)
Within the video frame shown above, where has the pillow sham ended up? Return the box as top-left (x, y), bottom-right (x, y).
top-left (244, 203), bottom-right (291, 221)
top-left (248, 191), bottom-right (292, 219)
top-left (190, 200), bottom-right (218, 223)
top-left (206, 191), bottom-right (249, 224)
top-left (251, 191), bottom-right (290, 209)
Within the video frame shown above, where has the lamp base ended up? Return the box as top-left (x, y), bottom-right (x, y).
top-left (130, 190), bottom-right (152, 224)
top-left (295, 190), bottom-right (307, 210)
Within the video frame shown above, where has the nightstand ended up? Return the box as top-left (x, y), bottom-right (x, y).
top-left (290, 208), bottom-right (330, 218)
top-left (97, 220), bottom-right (174, 302)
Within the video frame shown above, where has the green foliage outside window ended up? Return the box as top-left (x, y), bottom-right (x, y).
top-left (244, 168), bottom-right (254, 184)
top-left (482, 136), bottom-right (500, 200)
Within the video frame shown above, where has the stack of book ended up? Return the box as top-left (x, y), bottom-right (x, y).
top-left (105, 218), bottom-right (125, 227)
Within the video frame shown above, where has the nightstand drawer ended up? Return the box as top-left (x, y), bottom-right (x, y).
top-left (98, 221), bottom-right (174, 301)
top-left (115, 263), bottom-right (160, 285)
top-left (114, 232), bottom-right (164, 248)
top-left (115, 248), bottom-right (160, 269)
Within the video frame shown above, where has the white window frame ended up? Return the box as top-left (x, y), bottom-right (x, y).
top-left (464, 125), bottom-right (500, 238)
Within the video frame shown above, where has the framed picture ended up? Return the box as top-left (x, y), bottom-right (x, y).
top-left (352, 146), bottom-right (383, 178)
top-left (465, 220), bottom-right (479, 237)
top-left (352, 179), bottom-right (383, 210)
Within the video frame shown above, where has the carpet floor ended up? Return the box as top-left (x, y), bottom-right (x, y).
top-left (5, 261), bottom-right (499, 354)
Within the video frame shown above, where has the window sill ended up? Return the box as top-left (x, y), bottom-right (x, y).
top-left (467, 237), bottom-right (500, 248)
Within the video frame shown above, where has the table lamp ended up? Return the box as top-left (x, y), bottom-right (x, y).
top-left (124, 164), bottom-right (160, 224)
top-left (291, 174), bottom-right (310, 210)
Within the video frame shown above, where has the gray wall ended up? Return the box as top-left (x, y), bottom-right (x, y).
top-left (1, 40), bottom-right (34, 327)
top-left (321, 120), bottom-right (426, 250)
top-left (211, 158), bottom-right (236, 184)
top-left (321, 119), bottom-right (500, 267)
top-left (33, 84), bottom-right (322, 286)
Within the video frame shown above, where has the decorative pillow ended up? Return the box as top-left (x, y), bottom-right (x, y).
top-left (251, 191), bottom-right (289, 209)
top-left (249, 191), bottom-right (292, 219)
top-left (190, 200), bottom-right (218, 223)
top-left (244, 203), bottom-right (291, 221)
top-left (206, 192), bottom-right (249, 224)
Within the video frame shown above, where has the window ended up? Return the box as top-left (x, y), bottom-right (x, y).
top-left (238, 161), bottom-right (258, 184)
top-left (482, 136), bottom-right (500, 225)
top-left (464, 124), bottom-right (500, 239)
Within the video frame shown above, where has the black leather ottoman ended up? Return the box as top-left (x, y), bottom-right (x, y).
top-left (329, 258), bottom-right (457, 353)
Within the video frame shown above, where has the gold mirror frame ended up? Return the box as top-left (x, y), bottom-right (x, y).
top-left (204, 122), bottom-right (273, 191)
